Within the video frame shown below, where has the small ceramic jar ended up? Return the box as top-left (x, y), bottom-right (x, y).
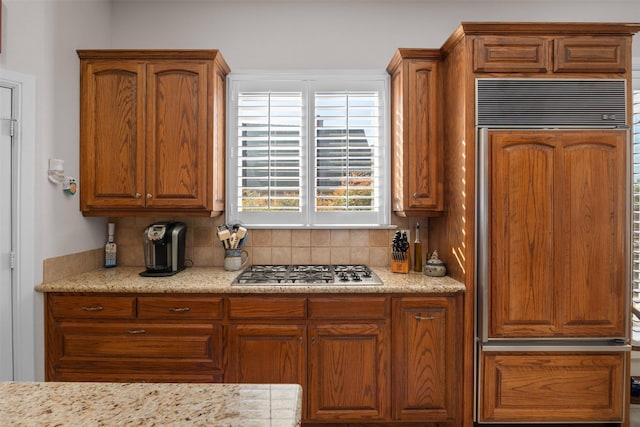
top-left (424, 250), bottom-right (447, 277)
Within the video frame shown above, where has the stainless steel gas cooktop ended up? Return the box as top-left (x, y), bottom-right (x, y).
top-left (232, 264), bottom-right (382, 286)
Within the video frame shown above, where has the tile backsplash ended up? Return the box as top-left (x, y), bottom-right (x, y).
top-left (42, 215), bottom-right (428, 283)
top-left (114, 216), bottom-right (426, 268)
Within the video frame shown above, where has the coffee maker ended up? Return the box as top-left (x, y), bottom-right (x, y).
top-left (140, 221), bottom-right (187, 277)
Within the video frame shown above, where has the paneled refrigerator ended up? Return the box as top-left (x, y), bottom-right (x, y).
top-left (475, 79), bottom-right (631, 424)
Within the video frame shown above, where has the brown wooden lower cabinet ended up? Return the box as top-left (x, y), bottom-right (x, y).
top-left (308, 323), bottom-right (388, 421)
top-left (392, 297), bottom-right (460, 424)
top-left (225, 324), bottom-right (307, 386)
top-left (48, 322), bottom-right (224, 382)
top-left (46, 292), bottom-right (461, 425)
top-left (479, 351), bottom-right (625, 423)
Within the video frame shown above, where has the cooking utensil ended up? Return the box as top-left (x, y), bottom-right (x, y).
top-left (217, 228), bottom-right (231, 249)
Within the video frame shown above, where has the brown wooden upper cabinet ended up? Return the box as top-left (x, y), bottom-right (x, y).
top-left (78, 50), bottom-right (229, 217)
top-left (473, 33), bottom-right (629, 74)
top-left (387, 49), bottom-right (443, 217)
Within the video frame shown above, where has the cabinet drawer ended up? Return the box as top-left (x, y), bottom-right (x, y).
top-left (54, 322), bottom-right (223, 371)
top-left (228, 297), bottom-right (306, 319)
top-left (137, 296), bottom-right (223, 320)
top-left (48, 294), bottom-right (136, 319)
top-left (474, 36), bottom-right (549, 73)
top-left (308, 297), bottom-right (387, 320)
top-left (479, 351), bottom-right (624, 423)
top-left (554, 36), bottom-right (627, 73)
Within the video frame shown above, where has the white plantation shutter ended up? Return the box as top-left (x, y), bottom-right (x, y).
top-left (312, 89), bottom-right (383, 225)
top-left (237, 91), bottom-right (303, 212)
top-left (227, 73), bottom-right (389, 228)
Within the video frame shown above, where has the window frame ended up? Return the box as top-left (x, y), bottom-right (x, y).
top-left (226, 71), bottom-right (391, 229)
top-left (631, 60), bottom-right (640, 347)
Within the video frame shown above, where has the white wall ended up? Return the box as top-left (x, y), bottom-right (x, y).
top-left (110, 0), bottom-right (640, 70)
top-left (0, 0), bottom-right (111, 380)
top-left (1, 0), bottom-right (112, 265)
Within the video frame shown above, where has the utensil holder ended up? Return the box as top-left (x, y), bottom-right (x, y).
top-left (391, 249), bottom-right (410, 273)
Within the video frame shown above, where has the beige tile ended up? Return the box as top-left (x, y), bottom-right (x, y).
top-left (310, 247), bottom-right (331, 264)
top-left (193, 246), bottom-right (215, 266)
top-left (330, 247), bottom-right (350, 264)
top-left (272, 229), bottom-right (292, 247)
top-left (252, 229), bottom-right (272, 247)
top-left (252, 247), bottom-right (272, 264)
top-left (193, 226), bottom-right (214, 247)
top-left (310, 230), bottom-right (330, 247)
top-left (369, 229), bottom-right (391, 247)
top-left (272, 247), bottom-right (292, 264)
top-left (213, 245), bottom-right (226, 267)
top-left (291, 230), bottom-right (311, 247)
top-left (369, 246), bottom-right (389, 266)
top-left (349, 246), bottom-right (370, 265)
top-left (291, 247), bottom-right (311, 264)
top-left (350, 229), bottom-right (369, 247)
top-left (330, 230), bottom-right (350, 247)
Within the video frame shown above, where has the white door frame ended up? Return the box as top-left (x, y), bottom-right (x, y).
top-left (0, 69), bottom-right (38, 381)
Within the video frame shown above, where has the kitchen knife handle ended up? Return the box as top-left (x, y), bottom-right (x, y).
top-left (168, 307), bottom-right (191, 313)
top-left (126, 329), bottom-right (146, 334)
top-left (81, 305), bottom-right (104, 312)
top-left (414, 315), bottom-right (435, 321)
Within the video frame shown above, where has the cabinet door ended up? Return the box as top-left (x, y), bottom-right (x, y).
top-left (145, 62), bottom-right (210, 210)
top-left (405, 60), bottom-right (441, 212)
top-left (390, 57), bottom-right (442, 216)
top-left (307, 323), bottom-right (388, 421)
top-left (226, 324), bottom-right (306, 388)
top-left (554, 36), bottom-right (628, 73)
top-left (392, 297), bottom-right (458, 422)
top-left (80, 60), bottom-right (146, 211)
top-left (489, 130), bottom-right (627, 338)
top-left (473, 35), bottom-right (550, 73)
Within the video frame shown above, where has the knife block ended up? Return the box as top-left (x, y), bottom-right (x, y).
top-left (391, 249), bottom-right (410, 273)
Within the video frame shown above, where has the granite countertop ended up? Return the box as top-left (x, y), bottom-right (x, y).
top-left (35, 266), bottom-right (465, 294)
top-left (0, 382), bottom-right (302, 427)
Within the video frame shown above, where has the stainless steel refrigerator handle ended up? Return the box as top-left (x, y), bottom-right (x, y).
top-left (476, 128), bottom-right (490, 343)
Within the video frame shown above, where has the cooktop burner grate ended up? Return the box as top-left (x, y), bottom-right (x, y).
top-left (232, 264), bottom-right (382, 285)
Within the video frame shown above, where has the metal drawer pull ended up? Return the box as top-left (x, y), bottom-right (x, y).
top-left (415, 315), bottom-right (435, 321)
top-left (168, 307), bottom-right (191, 313)
top-left (81, 306), bottom-right (104, 312)
top-left (126, 329), bottom-right (146, 334)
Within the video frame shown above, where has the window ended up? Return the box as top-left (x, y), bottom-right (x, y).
top-left (633, 67), bottom-right (640, 346)
top-left (226, 73), bottom-right (390, 228)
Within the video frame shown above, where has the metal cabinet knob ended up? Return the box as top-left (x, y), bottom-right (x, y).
top-left (135, 193), bottom-right (142, 199)
top-left (146, 194), bottom-right (152, 199)
top-left (414, 315), bottom-right (435, 321)
top-left (168, 307), bottom-right (191, 313)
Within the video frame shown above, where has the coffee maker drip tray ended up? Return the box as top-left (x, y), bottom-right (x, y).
top-left (139, 267), bottom-right (182, 277)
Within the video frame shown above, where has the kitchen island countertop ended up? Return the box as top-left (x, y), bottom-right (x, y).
top-left (0, 381), bottom-right (302, 427)
top-left (35, 266), bottom-right (465, 294)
